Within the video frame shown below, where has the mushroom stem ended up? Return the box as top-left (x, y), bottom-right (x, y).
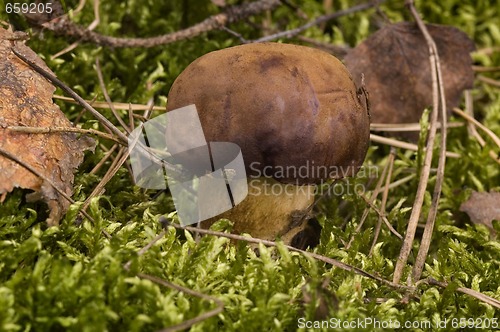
top-left (202, 177), bottom-right (315, 242)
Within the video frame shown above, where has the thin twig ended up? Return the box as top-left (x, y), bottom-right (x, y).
top-left (53, 95), bottom-right (164, 112)
top-left (475, 46), bottom-right (500, 55)
top-left (453, 108), bottom-right (500, 165)
top-left (41, 0), bottom-right (281, 48)
top-left (387, 174), bottom-right (416, 190)
top-left (370, 122), bottom-right (462, 132)
top-left (128, 104), bottom-right (135, 131)
top-left (370, 148), bottom-right (396, 255)
top-left (412, 53), bottom-right (447, 281)
top-left (122, 229), bottom-right (225, 332)
top-left (82, 146), bottom-right (130, 212)
top-left (370, 134), bottom-right (459, 158)
top-left (296, 35), bottom-right (349, 58)
top-left (95, 58), bottom-right (131, 134)
top-left (253, 1), bottom-right (382, 43)
top-left (357, 191), bottom-right (403, 241)
top-left (0, 148), bottom-right (74, 205)
top-left (477, 75), bottom-right (500, 88)
top-left (463, 90), bottom-right (480, 140)
top-left (472, 65), bottom-right (500, 72)
top-left (393, 0), bottom-right (442, 284)
top-left (395, 0), bottom-right (448, 284)
top-left (140, 273), bottom-right (225, 332)
top-left (12, 47), bottom-right (188, 178)
top-left (346, 155), bottom-right (390, 249)
top-left (425, 278), bottom-right (500, 309)
top-left (51, 0), bottom-right (101, 59)
top-left (11, 47), bottom-right (129, 144)
top-left (162, 217), bottom-right (408, 291)
top-left (123, 231), bottom-right (225, 332)
top-left (452, 108), bottom-right (500, 149)
top-left (123, 230), bottom-right (167, 271)
top-left (90, 143), bottom-right (119, 174)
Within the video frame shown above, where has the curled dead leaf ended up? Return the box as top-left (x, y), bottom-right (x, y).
top-left (344, 22), bottom-right (475, 138)
top-left (0, 26), bottom-right (94, 225)
top-left (460, 191), bottom-right (500, 232)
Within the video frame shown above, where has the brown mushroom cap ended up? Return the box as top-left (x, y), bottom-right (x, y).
top-left (167, 42), bottom-right (370, 185)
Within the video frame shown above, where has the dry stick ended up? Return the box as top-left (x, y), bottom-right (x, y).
top-left (472, 65), bottom-right (500, 72)
top-left (370, 148), bottom-right (396, 255)
top-left (370, 122), bottom-right (462, 132)
top-left (393, 1), bottom-right (443, 284)
top-left (73, 0), bottom-right (86, 14)
top-left (82, 146), bottom-right (130, 212)
top-left (84, 127), bottom-right (155, 208)
top-left (387, 174), bottom-right (416, 190)
top-left (463, 91), bottom-right (480, 140)
top-left (458, 92), bottom-right (500, 164)
top-left (53, 95), bottom-right (164, 112)
top-left (11, 47), bottom-right (129, 145)
top-left (51, 0), bottom-right (101, 59)
top-left (128, 104), bottom-right (135, 131)
top-left (412, 4), bottom-right (452, 282)
top-left (477, 75), bottom-right (500, 88)
top-left (281, 0), bottom-right (309, 20)
top-left (370, 134), bottom-right (459, 158)
top-left (357, 191), bottom-right (403, 240)
top-left (12, 47), bottom-right (187, 178)
top-left (95, 58), bottom-right (131, 134)
top-left (143, 97), bottom-right (155, 121)
top-left (222, 1), bottom-right (378, 44)
top-left (5, 125), bottom-right (122, 144)
top-left (123, 230), bottom-right (167, 271)
top-left (475, 46), bottom-right (500, 55)
top-left (121, 230), bottom-right (225, 332)
top-left (162, 218), bottom-right (408, 291)
top-left (253, 1), bottom-right (382, 43)
top-left (424, 278), bottom-right (500, 309)
top-left (453, 108), bottom-right (500, 165)
top-left (42, 0), bottom-right (281, 48)
top-left (73, 95), bottom-right (98, 125)
top-left (91, 143), bottom-right (119, 175)
top-left (140, 273), bottom-right (225, 332)
top-left (406, 0), bottom-right (448, 284)
top-left (452, 108), bottom-right (500, 149)
top-left (296, 35), bottom-right (349, 57)
top-left (346, 155), bottom-right (390, 249)
top-left (0, 147), bottom-right (99, 228)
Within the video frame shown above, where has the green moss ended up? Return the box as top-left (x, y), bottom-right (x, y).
top-left (1, 0), bottom-right (499, 330)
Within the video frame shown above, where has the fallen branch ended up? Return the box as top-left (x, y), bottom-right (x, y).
top-left (161, 217), bottom-right (408, 291)
top-left (253, 1), bottom-right (382, 43)
top-left (39, 0), bottom-right (281, 48)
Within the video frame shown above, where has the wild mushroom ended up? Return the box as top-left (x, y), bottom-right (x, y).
top-left (167, 42), bottom-right (370, 248)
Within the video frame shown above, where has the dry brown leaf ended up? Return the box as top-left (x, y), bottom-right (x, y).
top-left (460, 191), bottom-right (500, 231)
top-left (344, 22), bottom-right (475, 135)
top-left (0, 26), bottom-right (93, 225)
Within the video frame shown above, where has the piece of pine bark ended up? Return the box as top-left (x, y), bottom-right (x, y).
top-left (0, 26), bottom-right (94, 225)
